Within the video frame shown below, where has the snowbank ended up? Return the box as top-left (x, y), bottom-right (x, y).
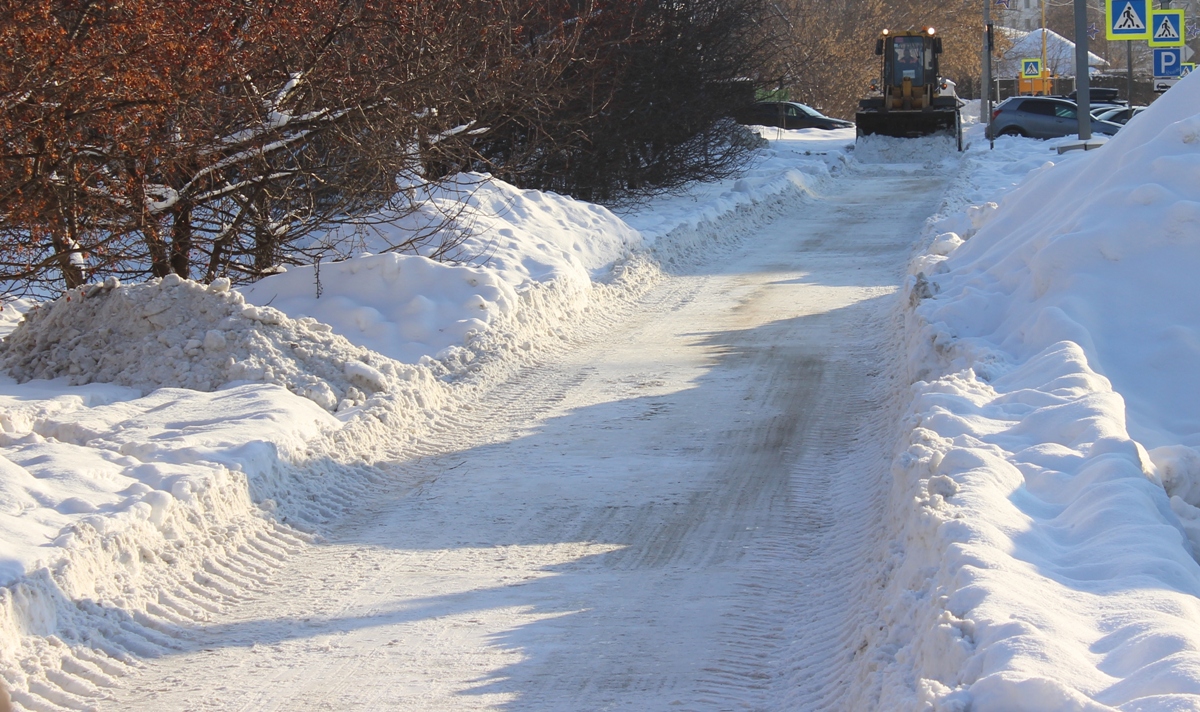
top-left (242, 176), bottom-right (644, 365)
top-left (619, 127), bottom-right (851, 246)
top-left (883, 73), bottom-right (1200, 710)
top-left (0, 275), bottom-right (406, 411)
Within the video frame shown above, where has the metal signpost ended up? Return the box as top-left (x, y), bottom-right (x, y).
top-left (1095, 0), bottom-right (1190, 104)
top-left (1107, 0), bottom-right (1151, 103)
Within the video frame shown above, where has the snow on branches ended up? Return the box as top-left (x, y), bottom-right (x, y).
top-left (0, 0), bottom-right (775, 296)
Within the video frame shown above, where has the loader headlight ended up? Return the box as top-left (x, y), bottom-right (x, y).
top-left (927, 27), bottom-right (936, 35)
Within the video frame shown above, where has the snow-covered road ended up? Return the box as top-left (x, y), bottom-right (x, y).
top-left (107, 164), bottom-right (948, 711)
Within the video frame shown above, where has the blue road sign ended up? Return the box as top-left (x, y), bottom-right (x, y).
top-left (1149, 9), bottom-right (1185, 47)
top-left (1107, 0), bottom-right (1151, 40)
top-left (1154, 47), bottom-right (1182, 76)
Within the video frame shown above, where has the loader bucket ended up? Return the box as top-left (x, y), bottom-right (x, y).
top-left (854, 109), bottom-right (958, 139)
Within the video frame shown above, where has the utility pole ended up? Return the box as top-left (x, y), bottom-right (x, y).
top-left (1075, 0), bottom-right (1092, 139)
top-left (983, 0), bottom-right (994, 147)
top-left (1042, 0), bottom-right (1050, 75)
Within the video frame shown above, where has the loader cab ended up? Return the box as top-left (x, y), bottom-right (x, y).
top-left (874, 29), bottom-right (943, 95)
top-left (891, 36), bottom-right (929, 86)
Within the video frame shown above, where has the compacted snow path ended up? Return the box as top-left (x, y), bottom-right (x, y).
top-left (106, 163), bottom-right (949, 711)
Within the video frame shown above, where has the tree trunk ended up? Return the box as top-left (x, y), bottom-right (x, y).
top-left (49, 230), bottom-right (86, 289)
top-left (143, 218), bottom-right (172, 278)
top-left (51, 192), bottom-right (86, 289)
top-left (205, 229), bottom-right (233, 284)
top-left (170, 202), bottom-right (192, 278)
top-left (252, 192), bottom-right (277, 275)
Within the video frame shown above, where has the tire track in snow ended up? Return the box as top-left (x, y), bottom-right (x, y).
top-left (673, 165), bottom-right (949, 711)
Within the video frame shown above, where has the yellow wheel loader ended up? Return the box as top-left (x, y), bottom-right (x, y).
top-left (855, 28), bottom-right (962, 150)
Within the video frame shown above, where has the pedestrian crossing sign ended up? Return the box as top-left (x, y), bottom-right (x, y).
top-left (1107, 0), bottom-right (1151, 40)
top-left (1149, 9), bottom-right (1185, 47)
top-left (1021, 58), bottom-right (1042, 77)
top-left (1182, 63), bottom-right (1196, 77)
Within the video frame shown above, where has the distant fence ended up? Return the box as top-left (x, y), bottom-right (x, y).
top-left (983, 75), bottom-right (1155, 105)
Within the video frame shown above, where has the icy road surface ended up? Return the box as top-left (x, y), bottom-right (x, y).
top-left (109, 163), bottom-right (947, 711)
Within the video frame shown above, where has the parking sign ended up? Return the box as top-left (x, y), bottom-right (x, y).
top-left (1154, 47), bottom-right (1182, 76)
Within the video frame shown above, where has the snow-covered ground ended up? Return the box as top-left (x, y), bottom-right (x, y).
top-left (0, 127), bottom-right (852, 710)
top-left (0, 71), bottom-right (1197, 710)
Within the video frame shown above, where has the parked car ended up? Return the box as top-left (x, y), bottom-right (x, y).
top-left (735, 101), bottom-right (854, 130)
top-left (1091, 105), bottom-right (1146, 125)
top-left (987, 96), bottom-right (1122, 139)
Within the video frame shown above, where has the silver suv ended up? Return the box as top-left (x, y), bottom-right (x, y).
top-left (988, 96), bottom-right (1122, 139)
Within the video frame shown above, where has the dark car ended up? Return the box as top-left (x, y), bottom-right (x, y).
top-left (735, 101), bottom-right (853, 130)
top-left (987, 96), bottom-right (1122, 139)
top-left (1091, 105), bottom-right (1146, 125)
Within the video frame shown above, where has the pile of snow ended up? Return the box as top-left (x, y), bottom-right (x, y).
top-left (0, 381), bottom-right (336, 581)
top-left (0, 274), bottom-right (405, 412)
top-left (242, 175), bottom-right (643, 365)
top-left (880, 73), bottom-right (1200, 710)
top-left (613, 125), bottom-right (852, 280)
top-left (853, 133), bottom-right (962, 166)
top-left (0, 374), bottom-right (339, 710)
top-left (243, 252), bottom-right (516, 368)
top-left (621, 127), bottom-right (851, 266)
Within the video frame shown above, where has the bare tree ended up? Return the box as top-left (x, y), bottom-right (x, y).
top-left (766, 0), bottom-right (983, 118)
top-left (0, 0), bottom-right (490, 294)
top-left (456, 0), bottom-right (773, 203)
top-left (0, 0), bottom-right (781, 295)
